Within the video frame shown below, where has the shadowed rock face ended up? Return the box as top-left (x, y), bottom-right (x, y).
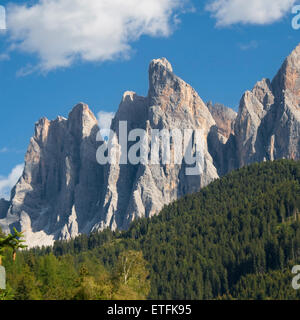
top-left (207, 102), bottom-right (237, 176)
top-left (208, 44), bottom-right (300, 176)
top-left (269, 45), bottom-right (300, 161)
top-left (207, 102), bottom-right (237, 143)
top-left (0, 58), bottom-right (219, 247)
top-left (1, 44), bottom-right (300, 247)
top-left (0, 200), bottom-right (9, 220)
top-left (92, 57), bottom-right (218, 232)
top-left (0, 104), bottom-right (104, 247)
top-left (233, 78), bottom-right (275, 167)
top-left (229, 44), bottom-right (300, 170)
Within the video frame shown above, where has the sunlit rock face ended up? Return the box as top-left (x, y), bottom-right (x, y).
top-left (0, 104), bottom-right (103, 247)
top-left (231, 44), bottom-right (300, 170)
top-left (92, 57), bottom-right (219, 232)
top-left (1, 44), bottom-right (300, 247)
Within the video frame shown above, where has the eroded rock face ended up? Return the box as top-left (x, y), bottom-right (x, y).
top-left (92, 58), bottom-right (219, 231)
top-left (226, 44), bottom-right (300, 170)
top-left (0, 200), bottom-right (9, 220)
top-left (232, 78), bottom-right (275, 167)
top-left (0, 58), bottom-right (219, 247)
top-left (207, 102), bottom-right (237, 176)
top-left (207, 102), bottom-right (237, 143)
top-left (0, 104), bottom-right (103, 247)
top-left (269, 44), bottom-right (300, 161)
top-left (1, 44), bottom-right (300, 247)
top-left (205, 44), bottom-right (300, 176)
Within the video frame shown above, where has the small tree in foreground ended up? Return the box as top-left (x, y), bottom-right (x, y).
top-left (0, 228), bottom-right (27, 265)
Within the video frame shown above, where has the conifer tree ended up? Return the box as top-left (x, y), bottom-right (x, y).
top-left (0, 228), bottom-right (27, 265)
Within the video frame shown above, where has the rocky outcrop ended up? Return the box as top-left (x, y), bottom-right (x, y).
top-left (92, 57), bottom-right (219, 231)
top-left (0, 104), bottom-right (103, 247)
top-left (0, 199), bottom-right (9, 220)
top-left (269, 44), bottom-right (300, 161)
top-left (0, 58), bottom-right (219, 247)
top-left (233, 78), bottom-right (275, 167)
top-left (1, 44), bottom-right (300, 247)
top-left (207, 102), bottom-right (237, 143)
top-left (225, 44), bottom-right (300, 171)
top-left (207, 102), bottom-right (237, 176)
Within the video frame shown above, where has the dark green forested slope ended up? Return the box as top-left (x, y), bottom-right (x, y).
top-left (1, 159), bottom-right (300, 300)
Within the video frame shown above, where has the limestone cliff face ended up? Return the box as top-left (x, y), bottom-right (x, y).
top-left (92, 57), bottom-right (219, 231)
top-left (0, 58), bottom-right (219, 247)
top-left (269, 44), bottom-right (300, 161)
top-left (207, 103), bottom-right (237, 176)
top-left (233, 78), bottom-right (275, 167)
top-left (1, 45), bottom-right (300, 247)
top-left (207, 102), bottom-right (237, 143)
top-left (0, 200), bottom-right (9, 220)
top-left (224, 44), bottom-right (300, 171)
top-left (0, 104), bottom-right (103, 247)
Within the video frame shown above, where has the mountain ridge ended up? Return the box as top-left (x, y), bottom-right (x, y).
top-left (1, 46), bottom-right (300, 247)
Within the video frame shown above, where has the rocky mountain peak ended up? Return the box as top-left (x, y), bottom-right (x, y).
top-left (68, 103), bottom-right (98, 140)
top-left (252, 78), bottom-right (274, 108)
top-left (34, 117), bottom-right (51, 145)
top-left (272, 44), bottom-right (300, 103)
top-left (1, 46), bottom-right (300, 248)
top-left (150, 57), bottom-right (173, 73)
top-left (114, 91), bottom-right (148, 130)
top-left (207, 102), bottom-right (237, 140)
top-left (122, 91), bottom-right (137, 103)
top-left (69, 102), bottom-right (92, 116)
top-left (148, 57), bottom-right (176, 100)
top-left (68, 102), bottom-right (97, 124)
top-left (0, 103), bottom-right (102, 247)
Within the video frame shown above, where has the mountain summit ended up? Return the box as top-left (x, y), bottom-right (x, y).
top-left (1, 47), bottom-right (300, 247)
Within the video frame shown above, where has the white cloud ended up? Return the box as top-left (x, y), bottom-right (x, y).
top-left (6, 0), bottom-right (185, 72)
top-left (206, 0), bottom-right (297, 26)
top-left (97, 110), bottom-right (115, 139)
top-left (0, 5), bottom-right (6, 30)
top-left (238, 40), bottom-right (259, 51)
top-left (0, 164), bottom-right (24, 200)
top-left (0, 147), bottom-right (8, 153)
top-left (0, 53), bottom-right (9, 61)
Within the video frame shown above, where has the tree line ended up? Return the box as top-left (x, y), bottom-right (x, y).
top-left (1, 159), bottom-right (300, 300)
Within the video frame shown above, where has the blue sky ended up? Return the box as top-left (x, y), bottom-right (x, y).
top-left (0, 0), bottom-right (300, 197)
